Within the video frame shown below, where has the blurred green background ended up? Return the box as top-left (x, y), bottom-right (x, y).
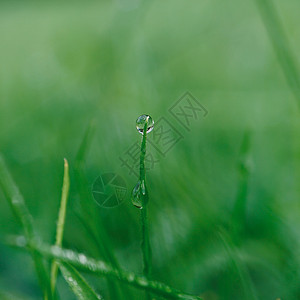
top-left (0, 0), bottom-right (300, 299)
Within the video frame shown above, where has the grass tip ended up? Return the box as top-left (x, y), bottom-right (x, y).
top-left (63, 158), bottom-right (69, 167)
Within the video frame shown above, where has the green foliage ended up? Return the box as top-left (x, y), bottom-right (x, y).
top-left (8, 236), bottom-right (202, 300)
top-left (0, 154), bottom-right (52, 300)
top-left (59, 263), bottom-right (103, 300)
top-left (2, 152), bottom-right (202, 299)
top-left (254, 0), bottom-right (300, 104)
top-left (1, 0), bottom-right (300, 299)
top-left (131, 116), bottom-right (153, 300)
top-left (74, 124), bottom-right (129, 300)
top-left (51, 158), bottom-right (70, 293)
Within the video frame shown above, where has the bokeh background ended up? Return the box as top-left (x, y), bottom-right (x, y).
top-left (1, 0), bottom-right (300, 299)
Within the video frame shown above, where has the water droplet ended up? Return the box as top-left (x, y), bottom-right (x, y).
top-left (79, 254), bottom-right (87, 264)
top-left (52, 245), bottom-right (61, 256)
top-left (16, 236), bottom-right (27, 247)
top-left (131, 180), bottom-right (148, 209)
top-left (136, 114), bottom-right (154, 135)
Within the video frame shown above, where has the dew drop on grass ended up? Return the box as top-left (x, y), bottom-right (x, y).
top-left (16, 235), bottom-right (27, 247)
top-left (79, 254), bottom-right (87, 264)
top-left (132, 180), bottom-right (148, 209)
top-left (132, 114), bottom-right (153, 208)
top-left (136, 114), bottom-right (154, 135)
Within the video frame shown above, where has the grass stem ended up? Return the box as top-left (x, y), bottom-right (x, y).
top-left (140, 120), bottom-right (153, 300)
top-left (139, 121), bottom-right (152, 280)
top-left (0, 154), bottom-right (53, 300)
top-left (8, 237), bottom-right (202, 300)
top-left (50, 158), bottom-right (70, 294)
top-left (254, 0), bottom-right (300, 106)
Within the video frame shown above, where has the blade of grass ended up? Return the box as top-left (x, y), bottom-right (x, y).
top-left (74, 123), bottom-right (130, 300)
top-left (254, 0), bottom-right (300, 105)
top-left (217, 229), bottom-right (258, 300)
top-left (8, 237), bottom-right (203, 300)
top-left (59, 263), bottom-right (103, 300)
top-left (131, 116), bottom-right (154, 299)
top-left (141, 208), bottom-right (152, 280)
top-left (50, 159), bottom-right (70, 294)
top-left (231, 131), bottom-right (251, 244)
top-left (139, 121), bottom-right (152, 280)
top-left (139, 120), bottom-right (153, 300)
top-left (0, 154), bottom-right (53, 300)
top-left (74, 122), bottom-right (117, 265)
top-left (74, 121), bottom-right (97, 219)
top-left (0, 290), bottom-right (32, 300)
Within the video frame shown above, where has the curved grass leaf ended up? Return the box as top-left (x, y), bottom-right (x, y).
top-left (9, 237), bottom-right (203, 300)
top-left (134, 119), bottom-right (153, 300)
top-left (0, 154), bottom-right (52, 300)
top-left (254, 0), bottom-right (300, 105)
top-left (231, 131), bottom-right (251, 243)
top-left (74, 122), bottom-right (118, 266)
top-left (217, 230), bottom-right (258, 300)
top-left (74, 123), bottom-right (128, 300)
top-left (51, 159), bottom-right (70, 293)
top-left (59, 263), bottom-right (103, 300)
top-left (0, 290), bottom-right (33, 300)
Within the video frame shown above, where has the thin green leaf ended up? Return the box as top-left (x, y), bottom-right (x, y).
top-left (74, 123), bottom-right (116, 264)
top-left (51, 158), bottom-right (70, 293)
top-left (131, 116), bottom-right (156, 299)
top-left (9, 237), bottom-right (203, 300)
top-left (0, 289), bottom-right (33, 300)
top-left (254, 0), bottom-right (300, 105)
top-left (59, 263), bottom-right (103, 300)
top-left (135, 118), bottom-right (153, 300)
top-left (0, 154), bottom-right (52, 300)
top-left (74, 123), bottom-right (128, 299)
top-left (75, 120), bottom-right (96, 165)
top-left (231, 131), bottom-right (251, 243)
top-left (217, 230), bottom-right (258, 300)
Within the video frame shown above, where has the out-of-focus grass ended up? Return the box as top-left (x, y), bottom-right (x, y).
top-left (0, 0), bottom-right (300, 299)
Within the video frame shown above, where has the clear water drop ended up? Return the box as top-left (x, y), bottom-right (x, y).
top-left (131, 180), bottom-right (149, 209)
top-left (79, 254), bottom-right (87, 264)
top-left (136, 114), bottom-right (154, 135)
top-left (16, 235), bottom-right (27, 247)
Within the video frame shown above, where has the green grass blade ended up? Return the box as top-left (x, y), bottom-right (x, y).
top-left (217, 230), bottom-right (258, 300)
top-left (0, 154), bottom-right (34, 238)
top-left (74, 123), bottom-right (116, 264)
top-left (0, 154), bottom-right (53, 300)
top-left (141, 207), bottom-right (152, 279)
top-left (231, 132), bottom-right (251, 243)
top-left (254, 0), bottom-right (300, 105)
top-left (75, 120), bottom-right (96, 165)
top-left (59, 263), bottom-right (103, 300)
top-left (74, 123), bottom-right (130, 300)
top-left (0, 290), bottom-right (33, 300)
top-left (74, 121), bottom-right (96, 221)
top-left (140, 121), bottom-right (152, 280)
top-left (9, 237), bottom-right (203, 300)
top-left (51, 159), bottom-right (70, 293)
top-left (133, 117), bottom-right (153, 300)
